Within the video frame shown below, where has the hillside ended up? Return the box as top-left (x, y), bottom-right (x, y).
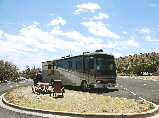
top-left (115, 52), bottom-right (159, 69)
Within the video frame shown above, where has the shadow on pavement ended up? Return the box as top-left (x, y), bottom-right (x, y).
top-left (63, 85), bottom-right (119, 94)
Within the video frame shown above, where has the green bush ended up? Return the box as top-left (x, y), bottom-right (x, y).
top-left (139, 101), bottom-right (144, 104)
top-left (149, 104), bottom-right (155, 109)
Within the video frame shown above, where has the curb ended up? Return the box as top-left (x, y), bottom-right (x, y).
top-left (2, 93), bottom-right (159, 118)
top-left (118, 76), bottom-right (159, 81)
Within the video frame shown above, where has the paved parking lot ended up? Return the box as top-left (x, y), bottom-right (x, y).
top-left (1, 77), bottom-right (159, 118)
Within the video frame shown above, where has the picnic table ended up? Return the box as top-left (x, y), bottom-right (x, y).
top-left (32, 80), bottom-right (65, 97)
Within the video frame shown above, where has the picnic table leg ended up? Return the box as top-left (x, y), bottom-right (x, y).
top-left (32, 87), bottom-right (34, 93)
top-left (53, 92), bottom-right (56, 97)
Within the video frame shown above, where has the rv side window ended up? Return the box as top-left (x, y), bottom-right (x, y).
top-left (54, 62), bottom-right (58, 68)
top-left (89, 59), bottom-right (94, 69)
top-left (48, 64), bottom-right (51, 69)
top-left (84, 58), bottom-right (94, 69)
top-left (76, 60), bottom-right (82, 69)
top-left (68, 61), bottom-right (72, 68)
top-left (85, 58), bottom-right (88, 70)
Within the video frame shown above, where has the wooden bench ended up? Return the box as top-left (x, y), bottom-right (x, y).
top-left (52, 80), bottom-right (65, 98)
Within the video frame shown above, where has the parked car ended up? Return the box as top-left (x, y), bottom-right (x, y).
top-left (141, 72), bottom-right (153, 76)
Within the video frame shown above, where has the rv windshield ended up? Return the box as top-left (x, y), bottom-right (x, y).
top-left (96, 55), bottom-right (116, 76)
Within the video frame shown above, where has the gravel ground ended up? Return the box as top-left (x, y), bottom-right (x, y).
top-left (4, 86), bottom-right (154, 114)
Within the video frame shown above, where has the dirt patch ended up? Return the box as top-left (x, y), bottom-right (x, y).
top-left (4, 86), bottom-right (154, 113)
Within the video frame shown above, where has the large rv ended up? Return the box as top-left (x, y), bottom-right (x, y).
top-left (42, 49), bottom-right (117, 89)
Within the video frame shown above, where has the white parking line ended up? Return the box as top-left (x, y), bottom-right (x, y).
top-left (118, 84), bottom-right (148, 101)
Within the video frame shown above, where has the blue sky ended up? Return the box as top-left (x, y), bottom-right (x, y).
top-left (0, 0), bottom-right (159, 71)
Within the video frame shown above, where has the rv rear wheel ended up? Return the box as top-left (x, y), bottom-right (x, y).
top-left (81, 81), bottom-right (87, 90)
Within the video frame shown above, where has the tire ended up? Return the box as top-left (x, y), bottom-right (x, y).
top-left (81, 81), bottom-right (87, 91)
top-left (89, 85), bottom-right (94, 90)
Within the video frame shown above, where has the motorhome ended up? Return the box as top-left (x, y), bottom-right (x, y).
top-left (41, 49), bottom-right (117, 89)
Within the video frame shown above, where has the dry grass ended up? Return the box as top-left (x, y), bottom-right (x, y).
top-left (5, 86), bottom-right (153, 113)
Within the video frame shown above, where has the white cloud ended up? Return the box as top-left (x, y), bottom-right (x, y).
top-left (0, 30), bottom-right (4, 38)
top-left (74, 3), bottom-right (100, 14)
top-left (3, 33), bottom-right (38, 51)
top-left (83, 13), bottom-right (109, 20)
top-left (3, 27), bottom-right (57, 53)
top-left (149, 4), bottom-right (157, 6)
top-left (136, 27), bottom-right (151, 34)
top-left (106, 39), bottom-right (117, 48)
top-left (143, 35), bottom-right (159, 41)
top-left (122, 31), bottom-right (128, 34)
top-left (83, 43), bottom-right (105, 50)
top-left (117, 46), bottom-right (128, 50)
top-left (0, 44), bottom-right (25, 57)
top-left (125, 39), bottom-right (139, 47)
top-left (49, 26), bottom-right (62, 35)
top-left (2, 25), bottom-right (114, 56)
top-left (54, 26), bottom-right (60, 29)
top-left (81, 21), bottom-right (120, 39)
top-left (112, 52), bottom-right (122, 58)
top-left (50, 29), bottom-right (103, 44)
top-left (50, 30), bottom-right (62, 35)
top-left (47, 17), bottom-right (66, 26)
top-left (0, 24), bottom-right (129, 70)
top-left (93, 13), bottom-right (109, 19)
top-left (2, 26), bottom-right (105, 55)
top-left (20, 26), bottom-right (50, 42)
top-left (62, 31), bottom-right (83, 41)
top-left (0, 26), bottom-right (86, 70)
top-left (22, 25), bottom-right (27, 27)
top-left (34, 21), bottom-right (40, 25)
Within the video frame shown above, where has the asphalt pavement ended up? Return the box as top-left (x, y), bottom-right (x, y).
top-left (1, 77), bottom-right (159, 118)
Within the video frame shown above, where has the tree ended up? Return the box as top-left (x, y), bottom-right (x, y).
top-left (133, 64), bottom-right (146, 75)
top-left (121, 67), bottom-right (133, 74)
top-left (133, 63), bottom-right (157, 75)
top-left (156, 60), bottom-right (159, 65)
top-left (22, 66), bottom-right (41, 79)
top-left (0, 60), bottom-right (20, 81)
top-left (116, 67), bottom-right (123, 73)
top-left (147, 64), bottom-right (157, 73)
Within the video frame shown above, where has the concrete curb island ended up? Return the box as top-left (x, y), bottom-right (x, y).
top-left (118, 76), bottom-right (159, 81)
top-left (1, 93), bottom-right (159, 118)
